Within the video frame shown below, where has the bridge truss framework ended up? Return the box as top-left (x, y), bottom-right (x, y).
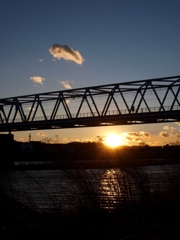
top-left (0, 75), bottom-right (180, 132)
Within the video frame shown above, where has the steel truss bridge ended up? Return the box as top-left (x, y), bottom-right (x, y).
top-left (0, 75), bottom-right (180, 132)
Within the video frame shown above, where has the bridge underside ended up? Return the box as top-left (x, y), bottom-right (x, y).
top-left (1, 110), bottom-right (180, 132)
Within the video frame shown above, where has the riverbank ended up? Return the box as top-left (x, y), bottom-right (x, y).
top-left (3, 141), bottom-right (178, 171)
top-left (12, 157), bottom-right (180, 171)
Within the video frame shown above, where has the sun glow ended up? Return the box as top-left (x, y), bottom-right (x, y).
top-left (104, 134), bottom-right (123, 147)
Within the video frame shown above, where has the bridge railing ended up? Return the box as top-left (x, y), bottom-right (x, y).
top-left (4, 104), bottom-right (180, 124)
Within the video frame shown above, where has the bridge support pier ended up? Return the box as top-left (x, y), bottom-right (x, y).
top-left (0, 133), bottom-right (14, 170)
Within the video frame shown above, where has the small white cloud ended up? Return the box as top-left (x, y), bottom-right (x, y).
top-left (30, 76), bottom-right (45, 85)
top-left (60, 80), bottom-right (74, 89)
top-left (49, 44), bottom-right (84, 65)
top-left (39, 58), bottom-right (43, 62)
top-left (170, 127), bottom-right (175, 132)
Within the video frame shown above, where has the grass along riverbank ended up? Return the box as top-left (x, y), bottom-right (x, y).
top-left (0, 165), bottom-right (180, 239)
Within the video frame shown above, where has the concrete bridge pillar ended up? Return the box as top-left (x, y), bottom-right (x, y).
top-left (0, 133), bottom-right (14, 170)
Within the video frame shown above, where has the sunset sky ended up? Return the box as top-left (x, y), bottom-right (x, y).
top-left (0, 0), bottom-right (180, 146)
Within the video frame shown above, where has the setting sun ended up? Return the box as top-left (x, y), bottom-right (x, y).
top-left (104, 134), bottom-right (123, 147)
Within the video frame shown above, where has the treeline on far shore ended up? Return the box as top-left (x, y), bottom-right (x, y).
top-left (10, 141), bottom-right (180, 169)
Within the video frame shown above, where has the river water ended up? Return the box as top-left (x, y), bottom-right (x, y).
top-left (0, 163), bottom-right (179, 212)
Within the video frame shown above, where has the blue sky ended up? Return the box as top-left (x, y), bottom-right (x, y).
top-left (0, 0), bottom-right (180, 145)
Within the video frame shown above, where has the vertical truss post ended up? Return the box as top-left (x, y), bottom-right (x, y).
top-left (102, 86), bottom-right (121, 116)
top-left (102, 91), bottom-right (113, 116)
top-left (117, 87), bottom-right (130, 113)
top-left (7, 103), bottom-right (14, 123)
top-left (27, 100), bottom-right (36, 121)
top-left (135, 82), bottom-right (151, 113)
top-left (51, 93), bottom-right (62, 120)
top-left (0, 105), bottom-right (7, 123)
top-left (170, 85), bottom-right (180, 111)
top-left (76, 93), bottom-right (86, 118)
top-left (88, 89), bottom-right (100, 116)
top-left (150, 82), bottom-right (164, 111)
top-left (12, 98), bottom-right (26, 123)
top-left (62, 98), bottom-right (72, 118)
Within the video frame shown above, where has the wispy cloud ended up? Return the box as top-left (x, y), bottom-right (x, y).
top-left (159, 131), bottom-right (169, 137)
top-left (140, 131), bottom-right (151, 138)
top-left (170, 127), bottom-right (175, 132)
top-left (26, 107), bottom-right (35, 111)
top-left (61, 137), bottom-right (70, 143)
top-left (49, 44), bottom-right (84, 65)
top-left (60, 80), bottom-right (74, 89)
top-left (126, 131), bottom-right (151, 138)
top-left (126, 132), bottom-right (141, 138)
top-left (30, 76), bottom-right (45, 85)
top-left (38, 58), bottom-right (43, 62)
top-left (61, 137), bottom-right (86, 143)
top-left (124, 131), bottom-right (151, 144)
top-left (19, 138), bottom-right (25, 142)
top-left (37, 132), bottom-right (46, 137)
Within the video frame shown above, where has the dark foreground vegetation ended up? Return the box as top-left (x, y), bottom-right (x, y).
top-left (0, 164), bottom-right (180, 240)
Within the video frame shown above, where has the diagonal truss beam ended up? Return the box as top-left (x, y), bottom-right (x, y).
top-left (0, 75), bottom-right (180, 132)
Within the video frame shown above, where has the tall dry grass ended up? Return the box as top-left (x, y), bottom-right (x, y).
top-left (65, 164), bottom-right (180, 239)
top-left (65, 165), bottom-right (157, 210)
top-left (0, 164), bottom-right (180, 239)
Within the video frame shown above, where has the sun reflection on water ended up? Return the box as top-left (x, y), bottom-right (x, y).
top-left (99, 169), bottom-right (127, 209)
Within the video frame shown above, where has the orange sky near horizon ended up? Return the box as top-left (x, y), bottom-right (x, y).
top-left (12, 121), bottom-right (180, 147)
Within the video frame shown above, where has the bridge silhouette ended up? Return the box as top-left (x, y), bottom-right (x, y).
top-left (0, 75), bottom-right (180, 132)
